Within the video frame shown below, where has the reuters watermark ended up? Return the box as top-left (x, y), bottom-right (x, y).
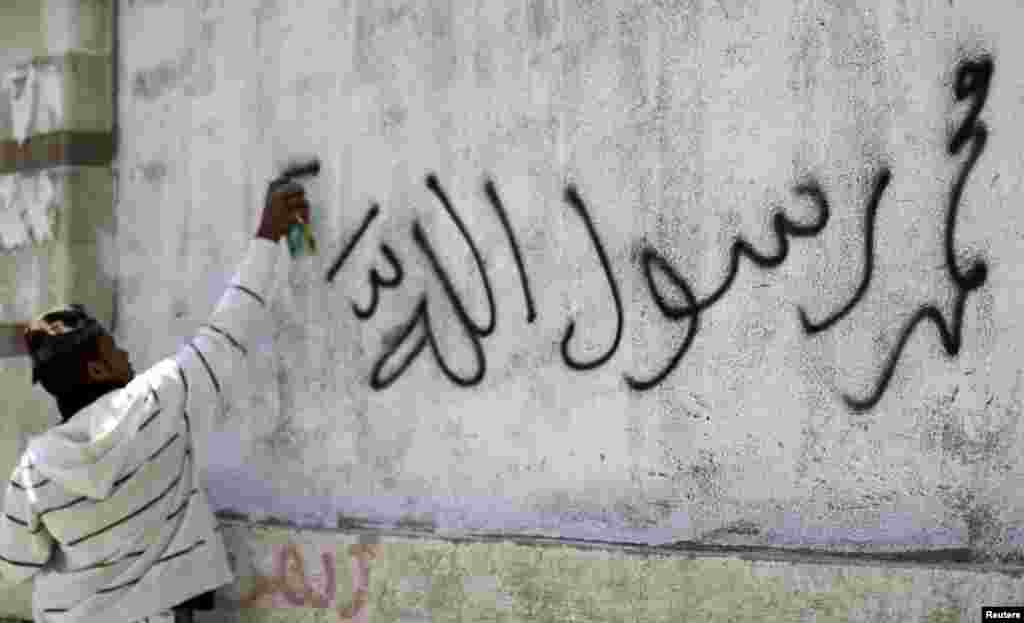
top-left (984, 607), bottom-right (1024, 620)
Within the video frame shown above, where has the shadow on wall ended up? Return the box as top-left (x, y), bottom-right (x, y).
top-left (239, 540), bottom-right (382, 622)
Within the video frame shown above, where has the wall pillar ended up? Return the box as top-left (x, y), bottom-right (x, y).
top-left (0, 1), bottom-right (114, 618)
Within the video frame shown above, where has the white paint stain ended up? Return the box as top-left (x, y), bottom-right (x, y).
top-left (0, 174), bottom-right (29, 249)
top-left (22, 172), bottom-right (56, 244)
top-left (33, 63), bottom-right (64, 136)
top-left (4, 65), bottom-right (35, 145)
top-left (2, 61), bottom-right (65, 144)
top-left (0, 172), bottom-right (58, 250)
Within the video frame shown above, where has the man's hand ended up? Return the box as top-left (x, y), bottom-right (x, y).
top-left (256, 178), bottom-right (310, 242)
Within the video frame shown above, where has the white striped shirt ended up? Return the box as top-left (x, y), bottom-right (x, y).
top-left (0, 238), bottom-right (282, 623)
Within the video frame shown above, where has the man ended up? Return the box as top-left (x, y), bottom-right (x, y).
top-left (0, 176), bottom-right (310, 623)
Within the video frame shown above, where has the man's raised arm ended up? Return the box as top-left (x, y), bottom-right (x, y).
top-left (170, 179), bottom-right (311, 418)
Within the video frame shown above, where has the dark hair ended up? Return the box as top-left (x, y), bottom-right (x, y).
top-left (23, 306), bottom-right (105, 401)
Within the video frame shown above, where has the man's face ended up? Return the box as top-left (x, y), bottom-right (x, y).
top-left (85, 333), bottom-right (134, 386)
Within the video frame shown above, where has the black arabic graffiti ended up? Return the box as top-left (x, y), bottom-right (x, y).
top-left (820, 55), bottom-right (993, 412)
top-left (327, 174), bottom-right (534, 390)
top-left (322, 56), bottom-right (994, 413)
top-left (626, 179), bottom-right (830, 391)
top-left (797, 169), bottom-right (890, 335)
top-left (561, 185), bottom-right (625, 371)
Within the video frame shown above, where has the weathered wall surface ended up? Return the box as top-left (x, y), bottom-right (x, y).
top-left (209, 522), bottom-right (1024, 622)
top-left (0, 0), bottom-right (116, 618)
top-left (116, 0), bottom-right (1024, 563)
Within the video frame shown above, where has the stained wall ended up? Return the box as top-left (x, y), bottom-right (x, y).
top-left (6, 0), bottom-right (1024, 619)
top-left (119, 0), bottom-right (1024, 556)
top-left (121, 0), bottom-right (1024, 552)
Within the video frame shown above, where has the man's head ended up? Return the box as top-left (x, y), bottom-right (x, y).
top-left (23, 304), bottom-right (134, 419)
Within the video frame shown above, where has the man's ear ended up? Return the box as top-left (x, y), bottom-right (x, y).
top-left (85, 358), bottom-right (110, 383)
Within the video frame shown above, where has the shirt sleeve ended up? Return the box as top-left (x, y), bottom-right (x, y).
top-left (173, 238), bottom-right (282, 421)
top-left (0, 462), bottom-right (54, 585)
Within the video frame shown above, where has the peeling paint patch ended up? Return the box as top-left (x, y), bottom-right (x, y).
top-left (940, 487), bottom-right (1000, 553)
top-left (687, 449), bottom-right (724, 499)
top-left (336, 514), bottom-right (372, 531)
top-left (0, 172), bottom-right (57, 250)
top-left (428, 0), bottom-right (457, 91)
top-left (132, 60), bottom-right (182, 100)
top-left (132, 20), bottom-right (217, 101)
top-left (395, 514), bottom-right (438, 533)
top-left (199, 18), bottom-right (217, 48)
top-left (384, 4), bottom-right (413, 26)
top-left (372, 540), bottom-right (914, 622)
top-left (0, 174), bottom-right (29, 250)
top-left (171, 298), bottom-right (189, 319)
top-left (701, 519), bottom-right (762, 542)
top-left (215, 508), bottom-right (250, 522)
top-left (138, 161), bottom-right (168, 185)
top-left (382, 103), bottom-right (407, 132)
top-left (216, 527), bottom-right (1024, 621)
top-left (182, 59), bottom-right (216, 97)
top-left (925, 608), bottom-right (961, 623)
top-left (473, 42), bottom-right (493, 85)
top-left (916, 390), bottom-right (1015, 467)
top-left (353, 7), bottom-right (380, 84)
top-left (528, 0), bottom-right (555, 41)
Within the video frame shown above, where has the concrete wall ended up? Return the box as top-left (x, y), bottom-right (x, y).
top-left (208, 523), bottom-right (1024, 622)
top-left (5, 0), bottom-right (1024, 619)
top-left (121, 0), bottom-right (1024, 554)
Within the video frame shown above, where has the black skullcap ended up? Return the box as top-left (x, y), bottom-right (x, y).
top-left (24, 303), bottom-right (107, 386)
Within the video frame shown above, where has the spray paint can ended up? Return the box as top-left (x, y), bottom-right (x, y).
top-left (288, 212), bottom-right (318, 258)
top-left (278, 159), bottom-right (320, 258)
